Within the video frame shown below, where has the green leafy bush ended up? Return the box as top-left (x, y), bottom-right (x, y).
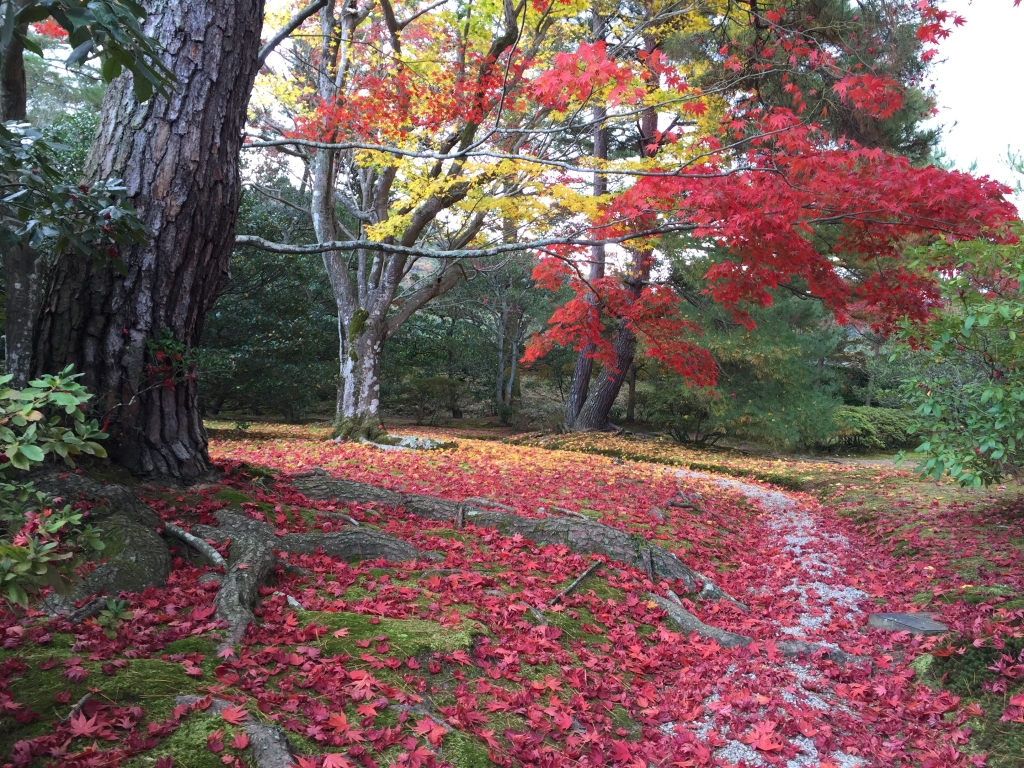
top-left (819, 406), bottom-right (918, 451)
top-left (648, 384), bottom-right (726, 445)
top-left (894, 230), bottom-right (1024, 485)
top-left (0, 367), bottom-right (107, 606)
top-left (401, 377), bottom-right (468, 425)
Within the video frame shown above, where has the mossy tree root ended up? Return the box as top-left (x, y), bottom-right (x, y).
top-left (41, 513), bottom-right (172, 618)
top-left (193, 509), bottom-right (422, 646)
top-left (649, 595), bottom-right (862, 665)
top-left (175, 696), bottom-right (296, 768)
top-left (331, 413), bottom-right (388, 442)
top-left (291, 472), bottom-right (701, 593)
top-left (191, 527), bottom-right (277, 647)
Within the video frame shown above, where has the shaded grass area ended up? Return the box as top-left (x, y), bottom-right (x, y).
top-left (510, 432), bottom-right (830, 491)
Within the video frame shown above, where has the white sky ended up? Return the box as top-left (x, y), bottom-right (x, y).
top-left (925, 0), bottom-right (1023, 203)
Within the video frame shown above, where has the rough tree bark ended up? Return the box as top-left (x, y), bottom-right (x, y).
top-left (2, 240), bottom-right (40, 387)
top-left (31, 0), bottom-right (266, 478)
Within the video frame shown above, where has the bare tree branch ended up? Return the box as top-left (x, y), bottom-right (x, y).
top-left (257, 0), bottom-right (329, 69)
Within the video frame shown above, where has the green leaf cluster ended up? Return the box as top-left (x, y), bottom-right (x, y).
top-left (4, 0), bottom-right (171, 101)
top-left (0, 366), bottom-right (107, 606)
top-left (895, 229), bottom-right (1024, 486)
top-left (1, 121), bottom-right (148, 270)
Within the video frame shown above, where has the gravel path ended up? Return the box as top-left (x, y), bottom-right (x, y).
top-left (670, 470), bottom-right (869, 768)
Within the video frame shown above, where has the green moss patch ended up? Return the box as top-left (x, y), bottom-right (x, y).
top-left (298, 610), bottom-right (486, 657)
top-left (125, 711), bottom-right (232, 768)
top-left (0, 656), bottom-right (208, 758)
top-left (442, 729), bottom-right (493, 767)
top-left (913, 639), bottom-right (1024, 768)
top-left (214, 489), bottom-right (252, 504)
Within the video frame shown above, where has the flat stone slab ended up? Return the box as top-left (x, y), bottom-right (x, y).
top-left (867, 613), bottom-right (947, 635)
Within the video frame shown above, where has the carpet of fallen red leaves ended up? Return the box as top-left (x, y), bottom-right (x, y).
top-left (2, 424), bottom-right (1022, 767)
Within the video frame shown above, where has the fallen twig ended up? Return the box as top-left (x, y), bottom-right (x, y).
top-left (461, 497), bottom-right (517, 513)
top-left (272, 592), bottom-right (304, 610)
top-left (64, 693), bottom-right (92, 721)
top-left (547, 505), bottom-right (591, 521)
top-left (549, 561), bottom-right (602, 606)
top-left (318, 511), bottom-right (361, 526)
top-left (417, 568), bottom-right (463, 581)
top-left (520, 603), bottom-right (547, 625)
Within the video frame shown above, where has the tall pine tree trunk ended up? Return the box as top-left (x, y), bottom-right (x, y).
top-left (32, 0), bottom-right (265, 478)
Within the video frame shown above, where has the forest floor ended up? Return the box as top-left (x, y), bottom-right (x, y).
top-left (1, 422), bottom-right (1022, 768)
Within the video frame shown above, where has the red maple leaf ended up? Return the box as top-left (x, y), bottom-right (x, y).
top-left (220, 705), bottom-right (248, 725)
top-left (68, 712), bottom-right (101, 738)
top-left (207, 729), bottom-right (225, 753)
top-left (412, 716), bottom-right (447, 746)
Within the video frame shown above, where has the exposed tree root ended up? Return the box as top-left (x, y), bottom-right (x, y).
top-left (163, 521), bottom-right (227, 567)
top-left (175, 696), bottom-right (296, 768)
top-left (649, 595), bottom-right (863, 665)
top-left (192, 521), bottom-right (275, 646)
top-left (192, 509), bottom-right (422, 646)
top-left (648, 594), bottom-right (754, 649)
top-left (41, 513), bottom-right (172, 617)
top-left (694, 574), bottom-right (750, 612)
top-left (67, 597), bottom-right (108, 624)
top-left (30, 470), bottom-right (423, 651)
top-left (291, 472), bottom-right (703, 593)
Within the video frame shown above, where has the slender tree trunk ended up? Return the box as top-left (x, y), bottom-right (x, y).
top-left (626, 362), bottom-right (637, 423)
top-left (495, 304), bottom-right (507, 409)
top-left (32, 0), bottom-right (265, 478)
top-left (564, 16), bottom-right (608, 429)
top-left (574, 319), bottom-right (637, 431)
top-left (504, 322), bottom-right (522, 406)
top-left (3, 239), bottom-right (39, 386)
top-left (569, 33), bottom-right (660, 433)
top-left (1, 8), bottom-right (39, 387)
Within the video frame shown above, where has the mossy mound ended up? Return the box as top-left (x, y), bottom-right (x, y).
top-left (124, 711), bottom-right (232, 768)
top-left (214, 488), bottom-right (253, 504)
top-left (913, 638), bottom-right (1024, 768)
top-left (0, 655), bottom-right (210, 758)
top-left (297, 610), bottom-right (487, 657)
